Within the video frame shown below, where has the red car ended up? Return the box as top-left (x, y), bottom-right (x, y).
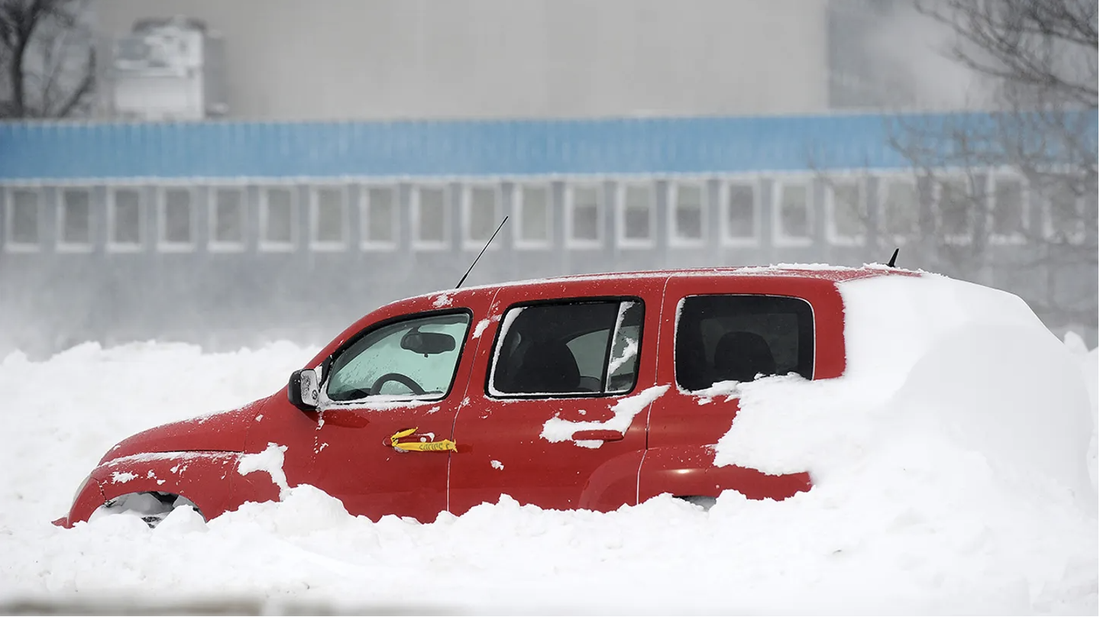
top-left (56, 266), bottom-right (892, 527)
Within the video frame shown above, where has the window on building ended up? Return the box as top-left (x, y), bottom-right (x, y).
top-left (416, 186), bottom-right (448, 247)
top-left (212, 187), bottom-right (245, 248)
top-left (362, 186), bottom-right (397, 248)
top-left (724, 182), bottom-right (757, 242)
top-left (161, 187), bottom-right (194, 248)
top-left (489, 299), bottom-right (643, 396)
top-left (675, 295), bottom-right (814, 392)
top-left (312, 186), bottom-right (346, 248)
top-left (517, 184), bottom-right (551, 246)
top-left (1048, 182), bottom-right (1084, 242)
top-left (937, 178), bottom-right (971, 241)
top-left (466, 185), bottom-right (499, 246)
top-left (776, 181), bottom-right (811, 241)
top-left (828, 179), bottom-right (864, 243)
top-left (262, 186), bottom-right (295, 248)
top-left (568, 185), bottom-right (601, 246)
top-left (990, 175), bottom-right (1026, 239)
top-left (882, 179), bottom-right (918, 239)
top-left (60, 188), bottom-right (92, 249)
top-left (6, 188), bottom-right (40, 249)
top-left (110, 187), bottom-right (143, 248)
top-left (620, 184), bottom-right (653, 245)
top-left (672, 183), bottom-right (705, 244)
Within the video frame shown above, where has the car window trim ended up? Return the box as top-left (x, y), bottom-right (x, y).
top-left (673, 293), bottom-right (816, 393)
top-left (318, 307), bottom-right (474, 407)
top-left (485, 295), bottom-right (646, 400)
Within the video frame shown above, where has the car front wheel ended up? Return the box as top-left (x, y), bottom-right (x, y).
top-left (92, 492), bottom-right (202, 528)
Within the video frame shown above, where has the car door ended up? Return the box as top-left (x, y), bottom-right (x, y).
top-left (308, 302), bottom-right (485, 523)
top-left (448, 277), bottom-right (665, 515)
top-left (639, 274), bottom-right (820, 502)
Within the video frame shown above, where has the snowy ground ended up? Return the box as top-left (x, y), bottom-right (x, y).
top-left (0, 275), bottom-right (1097, 615)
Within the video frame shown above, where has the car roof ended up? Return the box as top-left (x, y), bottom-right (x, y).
top-left (410, 264), bottom-right (918, 304)
top-left (317, 264), bottom-right (919, 365)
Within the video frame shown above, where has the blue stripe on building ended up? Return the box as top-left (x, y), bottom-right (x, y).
top-left (5, 111), bottom-right (1092, 181)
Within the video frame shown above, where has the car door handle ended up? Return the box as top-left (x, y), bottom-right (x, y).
top-left (572, 429), bottom-right (624, 442)
top-left (389, 427), bottom-right (457, 452)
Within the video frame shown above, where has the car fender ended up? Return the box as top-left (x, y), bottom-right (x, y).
top-left (576, 449), bottom-right (646, 511)
top-left (61, 451), bottom-right (281, 526)
top-left (638, 444), bottom-right (811, 502)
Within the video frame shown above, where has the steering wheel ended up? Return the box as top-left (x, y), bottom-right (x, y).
top-left (369, 372), bottom-right (426, 396)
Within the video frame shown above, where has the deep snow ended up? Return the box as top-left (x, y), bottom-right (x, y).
top-left (0, 274), bottom-right (1097, 614)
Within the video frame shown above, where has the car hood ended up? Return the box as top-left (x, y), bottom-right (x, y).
top-left (98, 400), bottom-right (267, 465)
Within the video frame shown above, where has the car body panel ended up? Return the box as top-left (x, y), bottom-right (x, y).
top-left (638, 445), bottom-right (811, 502)
top-left (99, 401), bottom-right (266, 465)
top-left (63, 451), bottom-right (258, 526)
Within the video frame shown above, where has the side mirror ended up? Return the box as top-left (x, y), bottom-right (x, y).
top-left (288, 368), bottom-right (320, 412)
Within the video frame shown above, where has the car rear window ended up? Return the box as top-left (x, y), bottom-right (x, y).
top-left (490, 299), bottom-right (643, 397)
top-left (675, 295), bottom-right (813, 391)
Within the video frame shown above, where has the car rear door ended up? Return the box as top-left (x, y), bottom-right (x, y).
top-left (448, 276), bottom-right (666, 515)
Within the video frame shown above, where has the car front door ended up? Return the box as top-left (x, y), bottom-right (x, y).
top-left (448, 277), bottom-right (665, 515)
top-left (308, 305), bottom-right (483, 522)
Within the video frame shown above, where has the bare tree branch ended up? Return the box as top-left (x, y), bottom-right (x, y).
top-left (916, 0), bottom-right (1098, 107)
top-left (0, 0), bottom-right (93, 118)
top-left (883, 0), bottom-right (1099, 332)
top-left (811, 1), bottom-right (1098, 330)
top-left (51, 42), bottom-right (90, 116)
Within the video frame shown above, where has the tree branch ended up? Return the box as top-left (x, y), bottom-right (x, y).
top-left (0, 0), bottom-right (93, 118)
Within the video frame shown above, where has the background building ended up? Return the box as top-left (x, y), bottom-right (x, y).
top-left (92, 0), bottom-right (834, 120)
top-left (0, 0), bottom-right (1095, 355)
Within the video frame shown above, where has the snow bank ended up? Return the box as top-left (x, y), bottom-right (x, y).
top-left (716, 274), bottom-right (1094, 495)
top-left (713, 274), bottom-right (1097, 612)
top-left (0, 281), bottom-right (1096, 614)
top-left (0, 340), bottom-right (315, 533)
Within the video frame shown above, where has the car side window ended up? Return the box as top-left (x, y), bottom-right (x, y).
top-left (490, 299), bottom-right (643, 397)
top-left (675, 295), bottom-right (814, 392)
top-left (326, 311), bottom-right (471, 402)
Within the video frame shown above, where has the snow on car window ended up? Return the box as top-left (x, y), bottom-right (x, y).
top-left (606, 300), bottom-right (644, 393)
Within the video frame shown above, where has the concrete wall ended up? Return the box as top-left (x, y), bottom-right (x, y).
top-left (93, 0), bottom-right (829, 120)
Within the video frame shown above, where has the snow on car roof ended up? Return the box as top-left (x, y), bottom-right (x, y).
top-left (409, 263), bottom-right (918, 305)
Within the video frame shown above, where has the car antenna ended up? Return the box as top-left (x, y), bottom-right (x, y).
top-left (886, 247), bottom-right (899, 268)
top-left (455, 216), bottom-right (508, 289)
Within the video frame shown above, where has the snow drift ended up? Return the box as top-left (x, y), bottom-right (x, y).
top-left (0, 273), bottom-right (1096, 614)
